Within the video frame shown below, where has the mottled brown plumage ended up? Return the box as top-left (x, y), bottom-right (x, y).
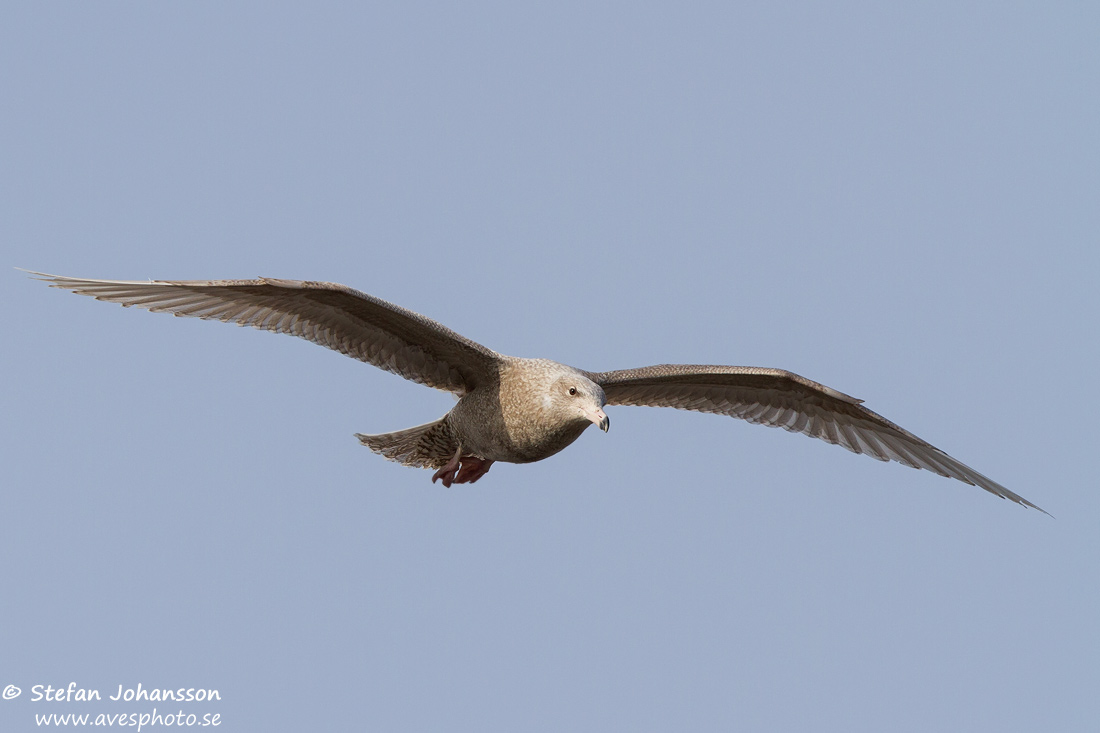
top-left (28, 271), bottom-right (1044, 512)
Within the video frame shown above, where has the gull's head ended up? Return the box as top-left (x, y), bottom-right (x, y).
top-left (549, 371), bottom-right (609, 433)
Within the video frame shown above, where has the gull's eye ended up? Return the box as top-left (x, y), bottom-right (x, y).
top-left (568, 387), bottom-right (577, 396)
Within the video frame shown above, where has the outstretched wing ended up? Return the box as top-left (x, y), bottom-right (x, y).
top-left (590, 364), bottom-right (1044, 512)
top-left (30, 272), bottom-right (500, 395)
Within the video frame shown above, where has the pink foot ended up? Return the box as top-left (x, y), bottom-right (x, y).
top-left (431, 446), bottom-right (462, 487)
top-left (454, 457), bottom-right (494, 484)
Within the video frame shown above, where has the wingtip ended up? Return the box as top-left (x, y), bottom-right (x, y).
top-left (1026, 499), bottom-right (1054, 518)
top-left (998, 489), bottom-right (1052, 517)
top-left (16, 267), bottom-right (50, 278)
top-left (18, 269), bottom-right (84, 288)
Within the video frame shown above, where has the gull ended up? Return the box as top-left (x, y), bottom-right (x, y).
top-left (27, 271), bottom-right (1044, 512)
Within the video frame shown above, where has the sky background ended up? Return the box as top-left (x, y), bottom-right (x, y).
top-left (3, 2), bottom-right (1098, 731)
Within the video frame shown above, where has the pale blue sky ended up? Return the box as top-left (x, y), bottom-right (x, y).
top-left (3, 3), bottom-right (1098, 731)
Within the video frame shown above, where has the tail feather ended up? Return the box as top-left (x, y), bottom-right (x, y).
top-left (356, 417), bottom-right (457, 470)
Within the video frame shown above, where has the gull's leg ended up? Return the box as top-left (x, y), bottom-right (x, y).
top-left (431, 444), bottom-right (463, 487)
top-left (454, 458), bottom-right (495, 484)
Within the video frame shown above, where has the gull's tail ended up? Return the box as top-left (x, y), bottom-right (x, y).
top-left (356, 417), bottom-right (458, 470)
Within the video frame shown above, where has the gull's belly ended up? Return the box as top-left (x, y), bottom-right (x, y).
top-left (450, 390), bottom-right (590, 464)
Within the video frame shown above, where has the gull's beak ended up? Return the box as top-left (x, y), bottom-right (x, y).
top-left (586, 407), bottom-right (610, 432)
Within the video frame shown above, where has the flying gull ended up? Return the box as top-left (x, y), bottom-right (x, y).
top-left (28, 272), bottom-right (1044, 512)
